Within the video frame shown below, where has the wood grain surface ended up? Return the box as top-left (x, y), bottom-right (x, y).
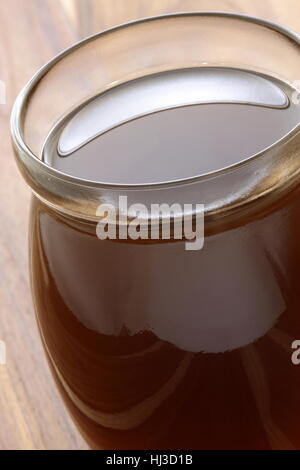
top-left (0, 0), bottom-right (299, 450)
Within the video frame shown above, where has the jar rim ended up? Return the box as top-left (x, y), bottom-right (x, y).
top-left (11, 11), bottom-right (300, 190)
top-left (10, 11), bottom-right (300, 229)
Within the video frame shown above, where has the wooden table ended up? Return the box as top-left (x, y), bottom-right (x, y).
top-left (0, 0), bottom-right (299, 450)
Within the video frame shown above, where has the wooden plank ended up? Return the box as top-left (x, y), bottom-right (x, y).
top-left (0, 0), bottom-right (86, 450)
top-left (68, 0), bottom-right (300, 37)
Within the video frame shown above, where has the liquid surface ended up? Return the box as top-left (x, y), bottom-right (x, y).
top-left (43, 68), bottom-right (300, 184)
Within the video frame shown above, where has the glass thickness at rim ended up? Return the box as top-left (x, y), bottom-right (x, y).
top-left (10, 12), bottom-right (300, 225)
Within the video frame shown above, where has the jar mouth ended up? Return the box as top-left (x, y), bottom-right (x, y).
top-left (10, 11), bottom-right (300, 227)
top-left (11, 11), bottom-right (300, 190)
top-left (39, 104), bottom-right (300, 189)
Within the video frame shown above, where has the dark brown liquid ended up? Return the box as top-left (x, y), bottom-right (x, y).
top-left (30, 187), bottom-right (300, 450)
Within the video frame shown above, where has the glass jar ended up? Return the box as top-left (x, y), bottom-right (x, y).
top-left (11, 13), bottom-right (300, 449)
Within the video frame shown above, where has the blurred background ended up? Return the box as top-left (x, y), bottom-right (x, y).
top-left (0, 0), bottom-right (299, 450)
